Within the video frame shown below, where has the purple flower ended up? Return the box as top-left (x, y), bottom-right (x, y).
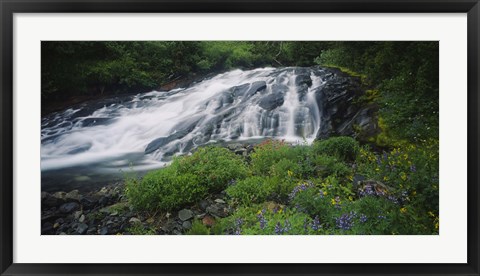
top-left (288, 182), bottom-right (313, 201)
top-left (235, 218), bottom-right (244, 227)
top-left (311, 215), bottom-right (321, 231)
top-left (378, 215), bottom-right (387, 220)
top-left (410, 165), bottom-right (416, 172)
top-left (336, 212), bottom-right (355, 231)
top-left (359, 214), bottom-right (368, 223)
top-left (388, 195), bottom-right (399, 204)
top-left (257, 209), bottom-right (267, 230)
top-left (274, 222), bottom-right (283, 235)
top-left (283, 219), bottom-right (292, 233)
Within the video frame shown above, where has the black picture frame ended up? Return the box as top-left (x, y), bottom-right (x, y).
top-left (1, 0), bottom-right (479, 275)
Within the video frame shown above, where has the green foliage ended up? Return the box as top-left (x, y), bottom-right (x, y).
top-left (173, 146), bottom-right (249, 192)
top-left (126, 146), bottom-right (248, 212)
top-left (314, 41), bottom-right (438, 143)
top-left (126, 223), bottom-right (157, 235)
top-left (186, 220), bottom-right (211, 235)
top-left (355, 141), bottom-right (439, 233)
top-left (226, 176), bottom-right (274, 205)
top-left (218, 204), bottom-right (315, 235)
top-left (125, 167), bottom-right (206, 211)
top-left (313, 136), bottom-right (360, 162)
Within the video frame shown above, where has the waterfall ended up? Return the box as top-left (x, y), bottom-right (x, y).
top-left (41, 67), bottom-right (326, 173)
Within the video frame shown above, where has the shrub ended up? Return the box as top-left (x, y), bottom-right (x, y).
top-left (269, 158), bottom-right (301, 179)
top-left (186, 220), bottom-right (210, 235)
top-left (250, 140), bottom-right (292, 175)
top-left (355, 141), bottom-right (439, 234)
top-left (173, 146), bottom-right (249, 192)
top-left (313, 136), bottom-right (360, 162)
top-left (219, 204), bottom-right (315, 235)
top-left (125, 167), bottom-right (206, 211)
top-left (313, 154), bottom-right (351, 178)
top-left (226, 176), bottom-right (274, 205)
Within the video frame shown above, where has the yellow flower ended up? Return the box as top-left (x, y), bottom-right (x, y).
top-left (412, 190), bottom-right (417, 196)
top-left (323, 191), bottom-right (328, 196)
top-left (383, 176), bottom-right (389, 181)
top-left (400, 172), bottom-right (407, 181)
top-left (400, 207), bottom-right (407, 214)
top-left (348, 196), bottom-right (353, 201)
top-left (287, 170), bottom-right (293, 177)
top-left (331, 198), bottom-right (336, 205)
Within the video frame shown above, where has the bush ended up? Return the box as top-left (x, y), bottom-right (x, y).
top-left (226, 176), bottom-right (274, 205)
top-left (250, 140), bottom-right (292, 175)
top-left (355, 141), bottom-right (439, 234)
top-left (313, 154), bottom-right (351, 178)
top-left (173, 146), bottom-right (249, 192)
top-left (126, 224), bottom-right (157, 235)
top-left (125, 166), bottom-right (206, 211)
top-left (186, 220), bottom-right (210, 235)
top-left (218, 204), bottom-right (315, 235)
top-left (313, 136), bottom-right (360, 162)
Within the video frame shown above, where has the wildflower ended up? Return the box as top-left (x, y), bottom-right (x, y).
top-left (257, 209), bottom-right (267, 230)
top-left (283, 219), bottom-right (292, 233)
top-left (387, 195), bottom-right (399, 204)
top-left (400, 172), bottom-right (407, 181)
top-left (288, 182), bottom-right (312, 201)
top-left (235, 218), bottom-right (244, 227)
top-left (359, 214), bottom-right (368, 223)
top-left (274, 222), bottom-right (283, 235)
top-left (410, 165), bottom-right (416, 172)
top-left (378, 215), bottom-right (387, 220)
top-left (400, 207), bottom-right (407, 214)
top-left (336, 212), bottom-right (355, 230)
top-left (311, 215), bottom-right (321, 231)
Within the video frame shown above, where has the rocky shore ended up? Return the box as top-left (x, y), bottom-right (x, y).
top-left (41, 143), bottom-right (255, 235)
top-left (41, 183), bottom-right (238, 235)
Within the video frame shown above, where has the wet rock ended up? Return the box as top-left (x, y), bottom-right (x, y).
top-left (178, 209), bottom-right (194, 221)
top-left (76, 223), bottom-right (89, 235)
top-left (59, 202), bottom-right (80, 214)
top-left (198, 200), bottom-right (210, 211)
top-left (259, 93), bottom-right (284, 111)
top-left (100, 227), bottom-right (109, 235)
top-left (73, 211), bottom-right (82, 220)
top-left (65, 190), bottom-right (82, 201)
top-left (182, 221), bottom-right (192, 230)
top-left (42, 192), bottom-right (61, 208)
top-left (129, 217), bottom-right (141, 224)
top-left (206, 204), bottom-right (229, 218)
top-left (41, 222), bottom-right (54, 234)
top-left (80, 196), bottom-right (97, 210)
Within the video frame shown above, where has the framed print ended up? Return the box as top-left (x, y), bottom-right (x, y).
top-left (1, 0), bottom-right (479, 275)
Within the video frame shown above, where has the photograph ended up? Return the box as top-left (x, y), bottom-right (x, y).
top-left (40, 41), bottom-right (439, 236)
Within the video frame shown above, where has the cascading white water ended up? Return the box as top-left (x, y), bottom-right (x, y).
top-left (41, 67), bottom-right (325, 173)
